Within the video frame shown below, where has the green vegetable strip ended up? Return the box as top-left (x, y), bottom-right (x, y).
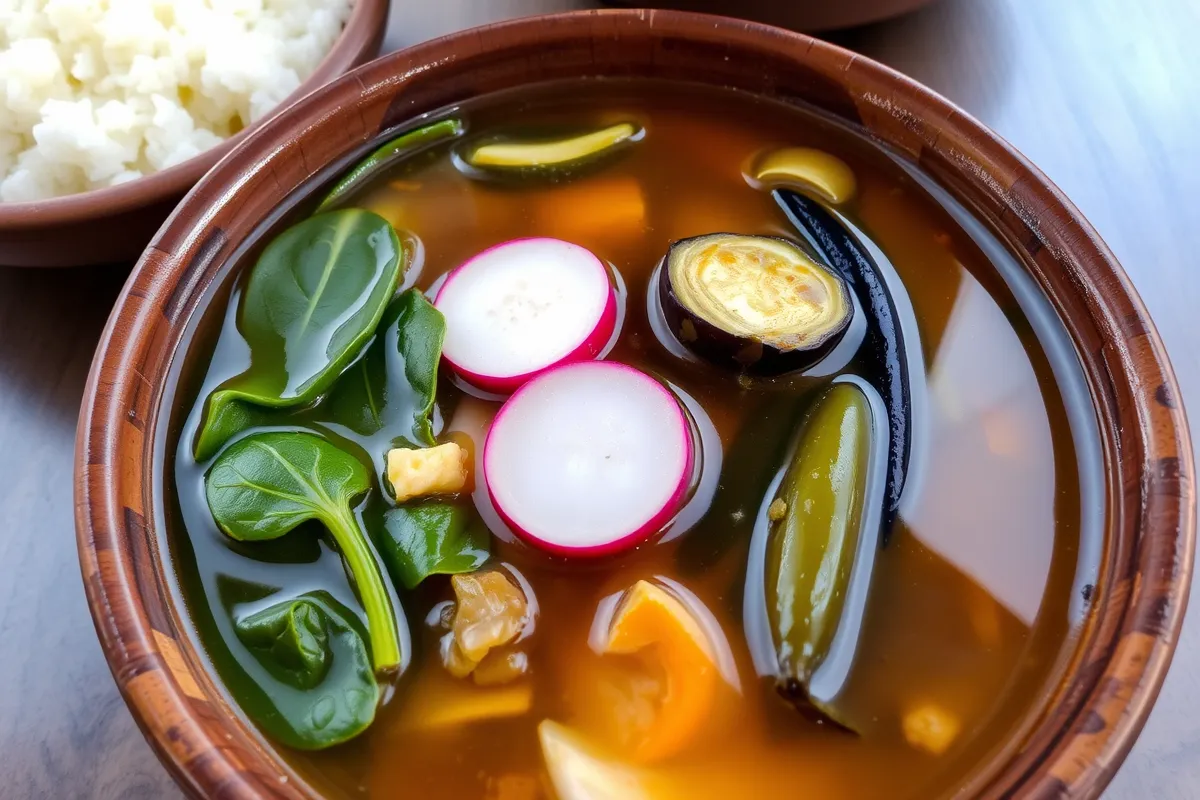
top-left (327, 503), bottom-right (402, 671)
top-left (317, 118), bottom-right (465, 212)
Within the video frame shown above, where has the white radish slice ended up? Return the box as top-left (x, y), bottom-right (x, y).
top-left (484, 362), bottom-right (693, 557)
top-left (435, 238), bottom-right (617, 393)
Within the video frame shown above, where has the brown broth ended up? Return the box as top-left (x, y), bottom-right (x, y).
top-left (163, 80), bottom-right (1100, 800)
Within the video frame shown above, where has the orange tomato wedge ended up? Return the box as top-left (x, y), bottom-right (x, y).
top-left (599, 581), bottom-right (718, 763)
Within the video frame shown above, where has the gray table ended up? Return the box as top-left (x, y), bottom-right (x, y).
top-left (2, 0), bottom-right (1196, 796)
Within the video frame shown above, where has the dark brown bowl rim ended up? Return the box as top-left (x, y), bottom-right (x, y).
top-left (0, 0), bottom-right (388, 231)
top-left (74, 9), bottom-right (1195, 799)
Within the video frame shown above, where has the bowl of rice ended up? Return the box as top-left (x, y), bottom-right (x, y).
top-left (0, 0), bottom-right (388, 268)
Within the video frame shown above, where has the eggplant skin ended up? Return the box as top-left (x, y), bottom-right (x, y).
top-left (773, 189), bottom-right (911, 540)
top-left (657, 234), bottom-right (853, 376)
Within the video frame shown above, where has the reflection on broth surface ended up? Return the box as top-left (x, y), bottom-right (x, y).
top-left (162, 80), bottom-right (1100, 799)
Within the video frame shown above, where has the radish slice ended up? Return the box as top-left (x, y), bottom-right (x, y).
top-left (484, 362), bottom-right (694, 557)
top-left (435, 238), bottom-right (617, 393)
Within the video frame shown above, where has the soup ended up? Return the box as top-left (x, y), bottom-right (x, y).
top-left (164, 80), bottom-right (1100, 799)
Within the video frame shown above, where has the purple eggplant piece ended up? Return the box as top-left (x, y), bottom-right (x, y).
top-left (773, 189), bottom-right (912, 542)
top-left (658, 233), bottom-right (854, 376)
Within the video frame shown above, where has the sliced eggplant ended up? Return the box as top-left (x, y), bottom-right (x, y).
top-left (765, 377), bottom-right (886, 729)
top-left (774, 189), bottom-right (912, 540)
top-left (457, 122), bottom-right (642, 181)
top-left (752, 147), bottom-right (856, 205)
top-left (658, 233), bottom-right (853, 375)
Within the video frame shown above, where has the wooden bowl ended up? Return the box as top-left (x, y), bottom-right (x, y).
top-left (0, 0), bottom-right (388, 268)
top-left (74, 10), bottom-right (1195, 799)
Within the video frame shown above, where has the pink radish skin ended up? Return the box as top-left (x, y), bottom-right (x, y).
top-left (435, 238), bottom-right (618, 394)
top-left (483, 361), bottom-right (695, 558)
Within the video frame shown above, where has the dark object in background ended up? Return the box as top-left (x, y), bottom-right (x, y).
top-left (602, 0), bottom-right (936, 31)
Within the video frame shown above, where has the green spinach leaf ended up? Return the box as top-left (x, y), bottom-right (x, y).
top-left (196, 289), bottom-right (444, 462)
top-left (234, 591), bottom-right (379, 749)
top-left (195, 210), bottom-right (404, 460)
top-left (206, 431), bottom-right (404, 671)
top-left (194, 399), bottom-right (277, 462)
top-left (236, 597), bottom-right (331, 690)
top-left (324, 288), bottom-right (446, 446)
top-left (317, 118), bottom-right (465, 212)
top-left (378, 502), bottom-right (490, 589)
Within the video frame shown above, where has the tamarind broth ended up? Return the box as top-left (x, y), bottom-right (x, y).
top-left (164, 80), bottom-right (1100, 799)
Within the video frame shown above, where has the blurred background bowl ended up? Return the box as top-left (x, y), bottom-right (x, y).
top-left (603, 0), bottom-right (937, 30)
top-left (0, 0), bottom-right (389, 269)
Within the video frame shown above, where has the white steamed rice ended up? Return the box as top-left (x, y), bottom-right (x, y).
top-left (0, 0), bottom-right (352, 202)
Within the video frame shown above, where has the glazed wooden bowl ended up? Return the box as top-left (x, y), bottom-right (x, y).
top-left (0, 0), bottom-right (388, 268)
top-left (74, 10), bottom-right (1194, 799)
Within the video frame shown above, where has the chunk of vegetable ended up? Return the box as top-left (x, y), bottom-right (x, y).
top-left (439, 569), bottom-right (533, 685)
top-left (206, 432), bottom-right (405, 672)
top-left (752, 147), bottom-right (856, 205)
top-left (539, 721), bottom-right (658, 800)
top-left (317, 118), bottom-right (464, 212)
top-left (598, 581), bottom-right (718, 763)
top-left (902, 703), bottom-right (960, 755)
top-left (195, 210), bottom-right (404, 459)
top-left (483, 362), bottom-right (694, 557)
top-left (386, 442), bottom-right (469, 503)
top-left (402, 681), bottom-right (534, 730)
top-left (764, 379), bottom-right (886, 728)
top-left (233, 591), bottom-right (378, 749)
top-left (775, 189), bottom-right (913, 539)
top-left (461, 122), bottom-right (642, 179)
top-left (659, 233), bottom-right (852, 374)
top-left (378, 502), bottom-right (489, 590)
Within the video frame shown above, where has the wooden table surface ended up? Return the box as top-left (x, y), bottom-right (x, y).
top-left (1, 0), bottom-right (1196, 797)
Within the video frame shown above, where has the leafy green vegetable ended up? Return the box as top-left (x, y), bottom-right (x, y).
top-left (194, 400), bottom-right (277, 461)
top-left (197, 290), bottom-right (445, 464)
top-left (323, 288), bottom-right (446, 446)
top-left (206, 431), bottom-right (403, 671)
top-left (195, 210), bottom-right (404, 460)
top-left (234, 591), bottom-right (379, 749)
top-left (236, 597), bottom-right (331, 690)
top-left (317, 118), bottom-right (465, 212)
top-left (379, 502), bottom-right (490, 589)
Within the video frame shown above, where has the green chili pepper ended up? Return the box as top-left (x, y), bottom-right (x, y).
top-left (765, 377), bottom-right (886, 729)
